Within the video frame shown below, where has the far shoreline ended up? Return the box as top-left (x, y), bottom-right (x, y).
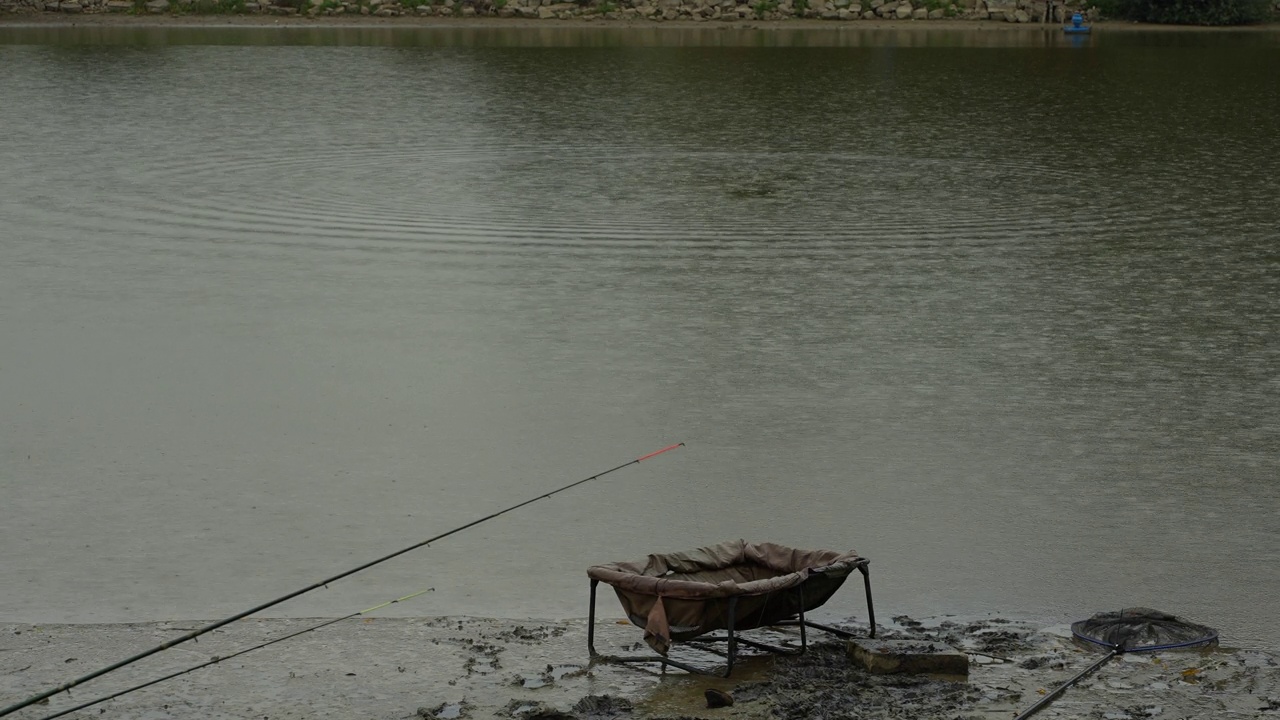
top-left (3, 10), bottom-right (1280, 30)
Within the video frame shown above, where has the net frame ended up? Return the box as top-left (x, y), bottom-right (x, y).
top-left (1070, 607), bottom-right (1218, 653)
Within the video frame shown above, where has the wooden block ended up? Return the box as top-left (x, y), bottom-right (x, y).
top-left (848, 638), bottom-right (969, 676)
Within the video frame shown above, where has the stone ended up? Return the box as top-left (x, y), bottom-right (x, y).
top-left (893, 1), bottom-right (910, 15)
top-left (105, 1), bottom-right (130, 9)
top-left (849, 639), bottom-right (969, 677)
top-left (911, 5), bottom-right (924, 15)
top-left (820, 7), bottom-right (837, 15)
top-left (927, 6), bottom-right (941, 14)
top-left (144, 0), bottom-right (167, 10)
top-left (987, 8), bottom-right (1002, 17)
top-left (705, 689), bottom-right (734, 709)
top-left (536, 4), bottom-right (553, 14)
top-left (861, 8), bottom-right (873, 14)
top-left (60, 1), bottom-right (82, 11)
top-left (1013, 7), bottom-right (1028, 19)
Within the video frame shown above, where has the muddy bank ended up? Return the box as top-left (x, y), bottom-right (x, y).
top-left (3, 614), bottom-right (1276, 719)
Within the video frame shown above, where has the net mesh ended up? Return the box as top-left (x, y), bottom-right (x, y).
top-left (1071, 607), bottom-right (1218, 652)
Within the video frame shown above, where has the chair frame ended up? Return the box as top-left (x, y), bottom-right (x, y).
top-left (587, 563), bottom-right (875, 677)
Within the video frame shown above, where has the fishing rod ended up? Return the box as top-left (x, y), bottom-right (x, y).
top-left (34, 588), bottom-right (436, 720)
top-left (1012, 645), bottom-right (1121, 720)
top-left (1, 442), bottom-right (684, 718)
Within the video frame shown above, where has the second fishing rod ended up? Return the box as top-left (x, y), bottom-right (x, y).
top-left (1, 442), bottom-right (685, 718)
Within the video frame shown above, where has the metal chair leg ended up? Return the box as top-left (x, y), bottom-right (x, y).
top-left (724, 596), bottom-right (738, 677)
top-left (588, 579), bottom-right (599, 657)
top-left (798, 585), bottom-right (808, 652)
top-left (860, 565), bottom-right (876, 638)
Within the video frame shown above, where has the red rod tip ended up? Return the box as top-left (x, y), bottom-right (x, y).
top-left (636, 443), bottom-right (684, 463)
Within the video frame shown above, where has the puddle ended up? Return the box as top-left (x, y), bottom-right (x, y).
top-left (549, 664), bottom-right (586, 681)
top-left (517, 664), bottom-right (588, 689)
top-left (418, 701), bottom-right (468, 719)
top-left (633, 655), bottom-right (773, 716)
top-left (434, 702), bottom-right (465, 719)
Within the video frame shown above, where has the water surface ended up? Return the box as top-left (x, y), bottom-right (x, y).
top-left (1, 25), bottom-right (1277, 650)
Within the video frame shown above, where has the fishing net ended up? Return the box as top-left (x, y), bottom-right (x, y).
top-left (1071, 607), bottom-right (1218, 652)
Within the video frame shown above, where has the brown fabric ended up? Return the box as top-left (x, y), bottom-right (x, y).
top-left (588, 539), bottom-right (866, 655)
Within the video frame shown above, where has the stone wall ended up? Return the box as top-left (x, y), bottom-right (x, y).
top-left (3, 0), bottom-right (1099, 23)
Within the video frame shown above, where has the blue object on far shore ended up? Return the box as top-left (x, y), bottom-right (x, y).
top-left (1064, 11), bottom-right (1091, 32)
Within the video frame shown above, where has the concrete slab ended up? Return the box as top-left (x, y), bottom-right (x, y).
top-left (848, 638), bottom-right (969, 676)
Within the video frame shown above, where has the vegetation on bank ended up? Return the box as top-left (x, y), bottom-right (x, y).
top-left (99, 0), bottom-right (1280, 21)
top-left (1095, 0), bottom-right (1275, 23)
top-left (8, 0), bottom-right (1277, 24)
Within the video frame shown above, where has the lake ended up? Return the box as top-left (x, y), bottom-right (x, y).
top-left (0, 22), bottom-right (1277, 650)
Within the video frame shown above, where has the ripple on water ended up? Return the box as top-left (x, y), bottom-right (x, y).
top-left (16, 143), bottom-right (1178, 263)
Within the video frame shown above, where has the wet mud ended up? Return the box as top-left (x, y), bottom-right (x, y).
top-left (2, 615), bottom-right (1276, 720)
